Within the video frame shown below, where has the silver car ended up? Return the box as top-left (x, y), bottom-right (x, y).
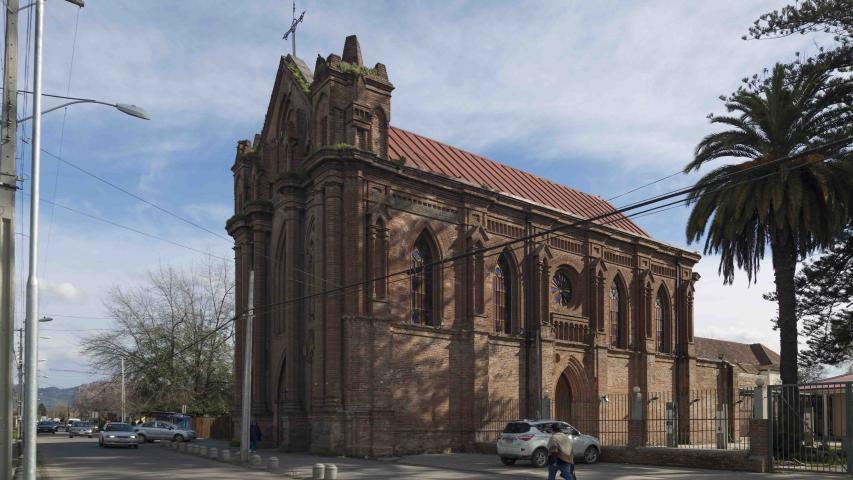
top-left (496, 419), bottom-right (601, 467)
top-left (68, 421), bottom-right (94, 438)
top-left (98, 422), bottom-right (139, 448)
top-left (134, 420), bottom-right (196, 443)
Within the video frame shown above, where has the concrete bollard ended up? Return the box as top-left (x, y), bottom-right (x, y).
top-left (324, 464), bottom-right (338, 479)
top-left (219, 449), bottom-right (230, 462)
top-left (208, 447), bottom-right (218, 459)
top-left (312, 463), bottom-right (325, 479)
top-left (286, 470), bottom-right (301, 479)
top-left (267, 456), bottom-right (279, 471)
top-left (179, 442), bottom-right (187, 453)
top-left (198, 446), bottom-right (208, 457)
top-left (250, 453), bottom-right (262, 467)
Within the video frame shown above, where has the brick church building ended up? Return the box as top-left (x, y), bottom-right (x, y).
top-left (227, 36), bottom-right (777, 456)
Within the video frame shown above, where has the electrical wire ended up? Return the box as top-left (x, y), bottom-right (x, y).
top-left (42, 6), bottom-right (80, 278)
top-left (71, 136), bottom-right (853, 380)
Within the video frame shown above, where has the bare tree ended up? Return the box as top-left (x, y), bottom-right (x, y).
top-left (81, 259), bottom-right (235, 416)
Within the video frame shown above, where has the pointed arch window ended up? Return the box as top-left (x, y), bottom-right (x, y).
top-left (656, 291), bottom-right (670, 353)
top-left (610, 280), bottom-right (624, 348)
top-left (411, 234), bottom-right (435, 326)
top-left (495, 253), bottom-right (513, 334)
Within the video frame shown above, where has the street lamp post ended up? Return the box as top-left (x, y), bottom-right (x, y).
top-left (20, 1), bottom-right (146, 477)
top-left (22, 4), bottom-right (46, 477)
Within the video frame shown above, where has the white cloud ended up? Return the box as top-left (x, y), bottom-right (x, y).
top-left (40, 281), bottom-right (85, 305)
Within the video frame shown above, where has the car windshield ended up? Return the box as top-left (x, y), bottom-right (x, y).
top-left (104, 423), bottom-right (133, 432)
top-left (502, 422), bottom-right (531, 434)
top-left (38, 421), bottom-right (51, 425)
top-left (74, 422), bottom-right (90, 427)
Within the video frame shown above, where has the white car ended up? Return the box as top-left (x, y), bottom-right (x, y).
top-left (496, 419), bottom-right (601, 467)
top-left (68, 421), bottom-right (94, 438)
top-left (98, 422), bottom-right (139, 448)
top-left (134, 420), bottom-right (196, 443)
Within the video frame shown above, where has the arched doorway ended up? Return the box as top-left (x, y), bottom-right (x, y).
top-left (553, 359), bottom-right (593, 434)
top-left (555, 374), bottom-right (573, 422)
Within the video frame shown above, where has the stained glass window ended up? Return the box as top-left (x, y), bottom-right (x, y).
top-left (610, 281), bottom-right (622, 348)
top-left (411, 235), bottom-right (434, 325)
top-left (494, 254), bottom-right (512, 334)
top-left (656, 292), bottom-right (669, 353)
top-left (552, 271), bottom-right (573, 307)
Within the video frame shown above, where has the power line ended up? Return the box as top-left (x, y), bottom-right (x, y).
top-left (606, 169), bottom-right (684, 202)
top-left (39, 148), bottom-right (231, 243)
top-left (21, 193), bottom-right (230, 261)
top-left (245, 135), bottom-right (853, 318)
top-left (42, 6), bottom-right (81, 280)
top-left (82, 136), bottom-right (853, 380)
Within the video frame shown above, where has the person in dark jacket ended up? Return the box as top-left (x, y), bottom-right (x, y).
top-left (249, 422), bottom-right (262, 452)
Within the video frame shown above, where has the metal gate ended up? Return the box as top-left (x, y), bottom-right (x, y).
top-left (769, 382), bottom-right (851, 473)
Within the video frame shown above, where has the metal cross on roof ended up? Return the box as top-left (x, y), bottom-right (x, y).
top-left (283, 1), bottom-right (306, 58)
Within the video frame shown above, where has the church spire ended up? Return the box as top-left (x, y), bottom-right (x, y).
top-left (342, 35), bottom-right (363, 66)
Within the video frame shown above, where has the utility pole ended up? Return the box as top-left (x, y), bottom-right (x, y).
top-left (15, 328), bottom-right (23, 440)
top-left (240, 271), bottom-right (254, 464)
top-left (120, 357), bottom-right (125, 423)
top-left (2, 1), bottom-right (82, 476)
top-left (22, 0), bottom-right (45, 477)
top-left (0, 1), bottom-right (20, 477)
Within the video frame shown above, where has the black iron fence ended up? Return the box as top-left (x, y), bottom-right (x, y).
top-left (477, 387), bottom-right (753, 450)
top-left (645, 388), bottom-right (753, 450)
top-left (770, 382), bottom-right (850, 473)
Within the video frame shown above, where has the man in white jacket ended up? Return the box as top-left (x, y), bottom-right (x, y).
top-left (546, 423), bottom-right (575, 480)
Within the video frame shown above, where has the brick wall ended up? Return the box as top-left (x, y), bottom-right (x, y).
top-left (603, 446), bottom-right (768, 472)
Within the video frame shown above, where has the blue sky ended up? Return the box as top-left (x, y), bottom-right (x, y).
top-left (12, 0), bottom-right (827, 388)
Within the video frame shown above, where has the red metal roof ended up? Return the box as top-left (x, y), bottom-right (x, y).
top-left (388, 127), bottom-right (649, 237)
top-left (694, 337), bottom-right (780, 366)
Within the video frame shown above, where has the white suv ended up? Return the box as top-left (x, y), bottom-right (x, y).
top-left (496, 419), bottom-right (601, 467)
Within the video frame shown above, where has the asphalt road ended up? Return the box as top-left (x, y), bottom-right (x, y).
top-left (36, 434), bottom-right (838, 480)
top-left (35, 435), bottom-right (282, 479)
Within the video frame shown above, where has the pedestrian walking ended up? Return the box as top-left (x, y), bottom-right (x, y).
top-left (249, 421), bottom-right (262, 453)
top-left (546, 423), bottom-right (575, 480)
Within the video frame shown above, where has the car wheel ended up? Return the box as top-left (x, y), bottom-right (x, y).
top-left (584, 446), bottom-right (600, 464)
top-left (531, 448), bottom-right (549, 468)
top-left (132, 444), bottom-right (139, 449)
top-left (69, 434), bottom-right (74, 438)
top-left (173, 434), bottom-right (184, 442)
top-left (500, 457), bottom-right (517, 466)
top-left (137, 434), bottom-right (147, 443)
top-left (87, 435), bottom-right (92, 438)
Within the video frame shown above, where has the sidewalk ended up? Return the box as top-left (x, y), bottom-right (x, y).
top-left (188, 440), bottom-right (834, 479)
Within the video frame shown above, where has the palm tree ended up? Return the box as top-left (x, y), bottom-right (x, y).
top-left (684, 62), bottom-right (853, 386)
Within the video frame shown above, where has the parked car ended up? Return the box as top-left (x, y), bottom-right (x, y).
top-left (134, 420), bottom-right (196, 443)
top-left (98, 422), bottom-right (139, 448)
top-left (68, 421), bottom-right (94, 438)
top-left (36, 421), bottom-right (58, 434)
top-left (496, 419), bottom-right (601, 467)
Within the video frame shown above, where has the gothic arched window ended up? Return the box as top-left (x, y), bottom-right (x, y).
top-left (656, 290), bottom-right (670, 353)
top-left (552, 270), bottom-right (573, 307)
top-left (610, 280), bottom-right (624, 348)
top-left (495, 253), bottom-right (513, 334)
top-left (411, 234), bottom-right (435, 326)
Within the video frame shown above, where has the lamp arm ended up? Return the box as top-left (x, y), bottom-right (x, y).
top-left (17, 99), bottom-right (114, 123)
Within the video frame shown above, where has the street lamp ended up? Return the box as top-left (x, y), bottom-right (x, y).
top-left (17, 98), bottom-right (150, 122)
top-left (21, 3), bottom-right (147, 478)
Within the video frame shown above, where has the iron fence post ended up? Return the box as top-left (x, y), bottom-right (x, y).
top-left (846, 383), bottom-right (853, 475)
top-left (767, 385), bottom-right (774, 471)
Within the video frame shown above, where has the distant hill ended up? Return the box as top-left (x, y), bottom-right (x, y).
top-left (12, 385), bottom-right (78, 410)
